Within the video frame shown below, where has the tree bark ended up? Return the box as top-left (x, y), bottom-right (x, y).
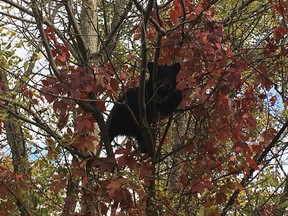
top-left (0, 71), bottom-right (31, 215)
top-left (80, 0), bottom-right (100, 156)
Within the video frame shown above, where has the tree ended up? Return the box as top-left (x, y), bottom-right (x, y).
top-left (0, 0), bottom-right (288, 215)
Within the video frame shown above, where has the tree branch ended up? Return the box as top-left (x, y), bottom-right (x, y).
top-left (63, 0), bottom-right (89, 64)
top-left (31, 0), bottom-right (61, 79)
top-left (222, 120), bottom-right (288, 215)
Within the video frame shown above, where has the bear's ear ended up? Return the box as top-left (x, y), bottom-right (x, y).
top-left (172, 62), bottom-right (181, 73)
top-left (147, 62), bottom-right (154, 74)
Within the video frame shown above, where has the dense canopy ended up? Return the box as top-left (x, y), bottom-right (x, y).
top-left (0, 0), bottom-right (288, 215)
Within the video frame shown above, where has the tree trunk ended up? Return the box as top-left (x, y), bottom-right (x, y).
top-left (0, 71), bottom-right (31, 215)
top-left (80, 0), bottom-right (100, 156)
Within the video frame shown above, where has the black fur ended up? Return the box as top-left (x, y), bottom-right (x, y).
top-left (108, 62), bottom-right (182, 154)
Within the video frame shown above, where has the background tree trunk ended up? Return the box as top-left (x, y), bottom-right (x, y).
top-left (0, 71), bottom-right (32, 215)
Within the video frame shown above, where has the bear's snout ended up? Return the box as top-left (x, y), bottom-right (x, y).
top-left (160, 79), bottom-right (172, 91)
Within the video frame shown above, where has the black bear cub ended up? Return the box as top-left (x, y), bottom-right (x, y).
top-left (108, 62), bottom-right (181, 154)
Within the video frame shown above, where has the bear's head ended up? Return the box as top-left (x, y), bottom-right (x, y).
top-left (147, 62), bottom-right (181, 98)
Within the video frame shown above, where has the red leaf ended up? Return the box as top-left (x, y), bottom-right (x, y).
top-left (133, 33), bottom-right (141, 40)
top-left (235, 146), bottom-right (242, 153)
top-left (133, 28), bottom-right (141, 40)
top-left (191, 179), bottom-right (205, 194)
top-left (273, 26), bottom-right (288, 41)
top-left (258, 93), bottom-right (267, 99)
top-left (96, 101), bottom-right (106, 112)
top-left (195, 3), bottom-right (204, 15)
top-left (110, 78), bottom-right (119, 92)
top-left (140, 163), bottom-right (152, 186)
top-left (50, 176), bottom-right (67, 195)
top-left (45, 27), bottom-right (56, 42)
top-left (56, 54), bottom-right (66, 64)
top-left (242, 113), bottom-right (257, 130)
top-left (259, 127), bottom-right (277, 147)
top-left (57, 113), bottom-right (69, 130)
top-left (43, 76), bottom-right (58, 86)
top-left (117, 154), bottom-right (128, 169)
top-left (147, 31), bottom-right (155, 40)
top-left (274, 2), bottom-right (288, 15)
top-left (249, 159), bottom-right (259, 170)
top-left (172, 1), bottom-right (182, 16)
top-left (216, 191), bottom-right (227, 204)
top-left (120, 72), bottom-right (127, 81)
top-left (169, 9), bottom-right (179, 24)
top-left (270, 95), bottom-right (277, 106)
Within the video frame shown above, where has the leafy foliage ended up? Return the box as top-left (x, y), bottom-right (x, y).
top-left (0, 0), bottom-right (288, 215)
